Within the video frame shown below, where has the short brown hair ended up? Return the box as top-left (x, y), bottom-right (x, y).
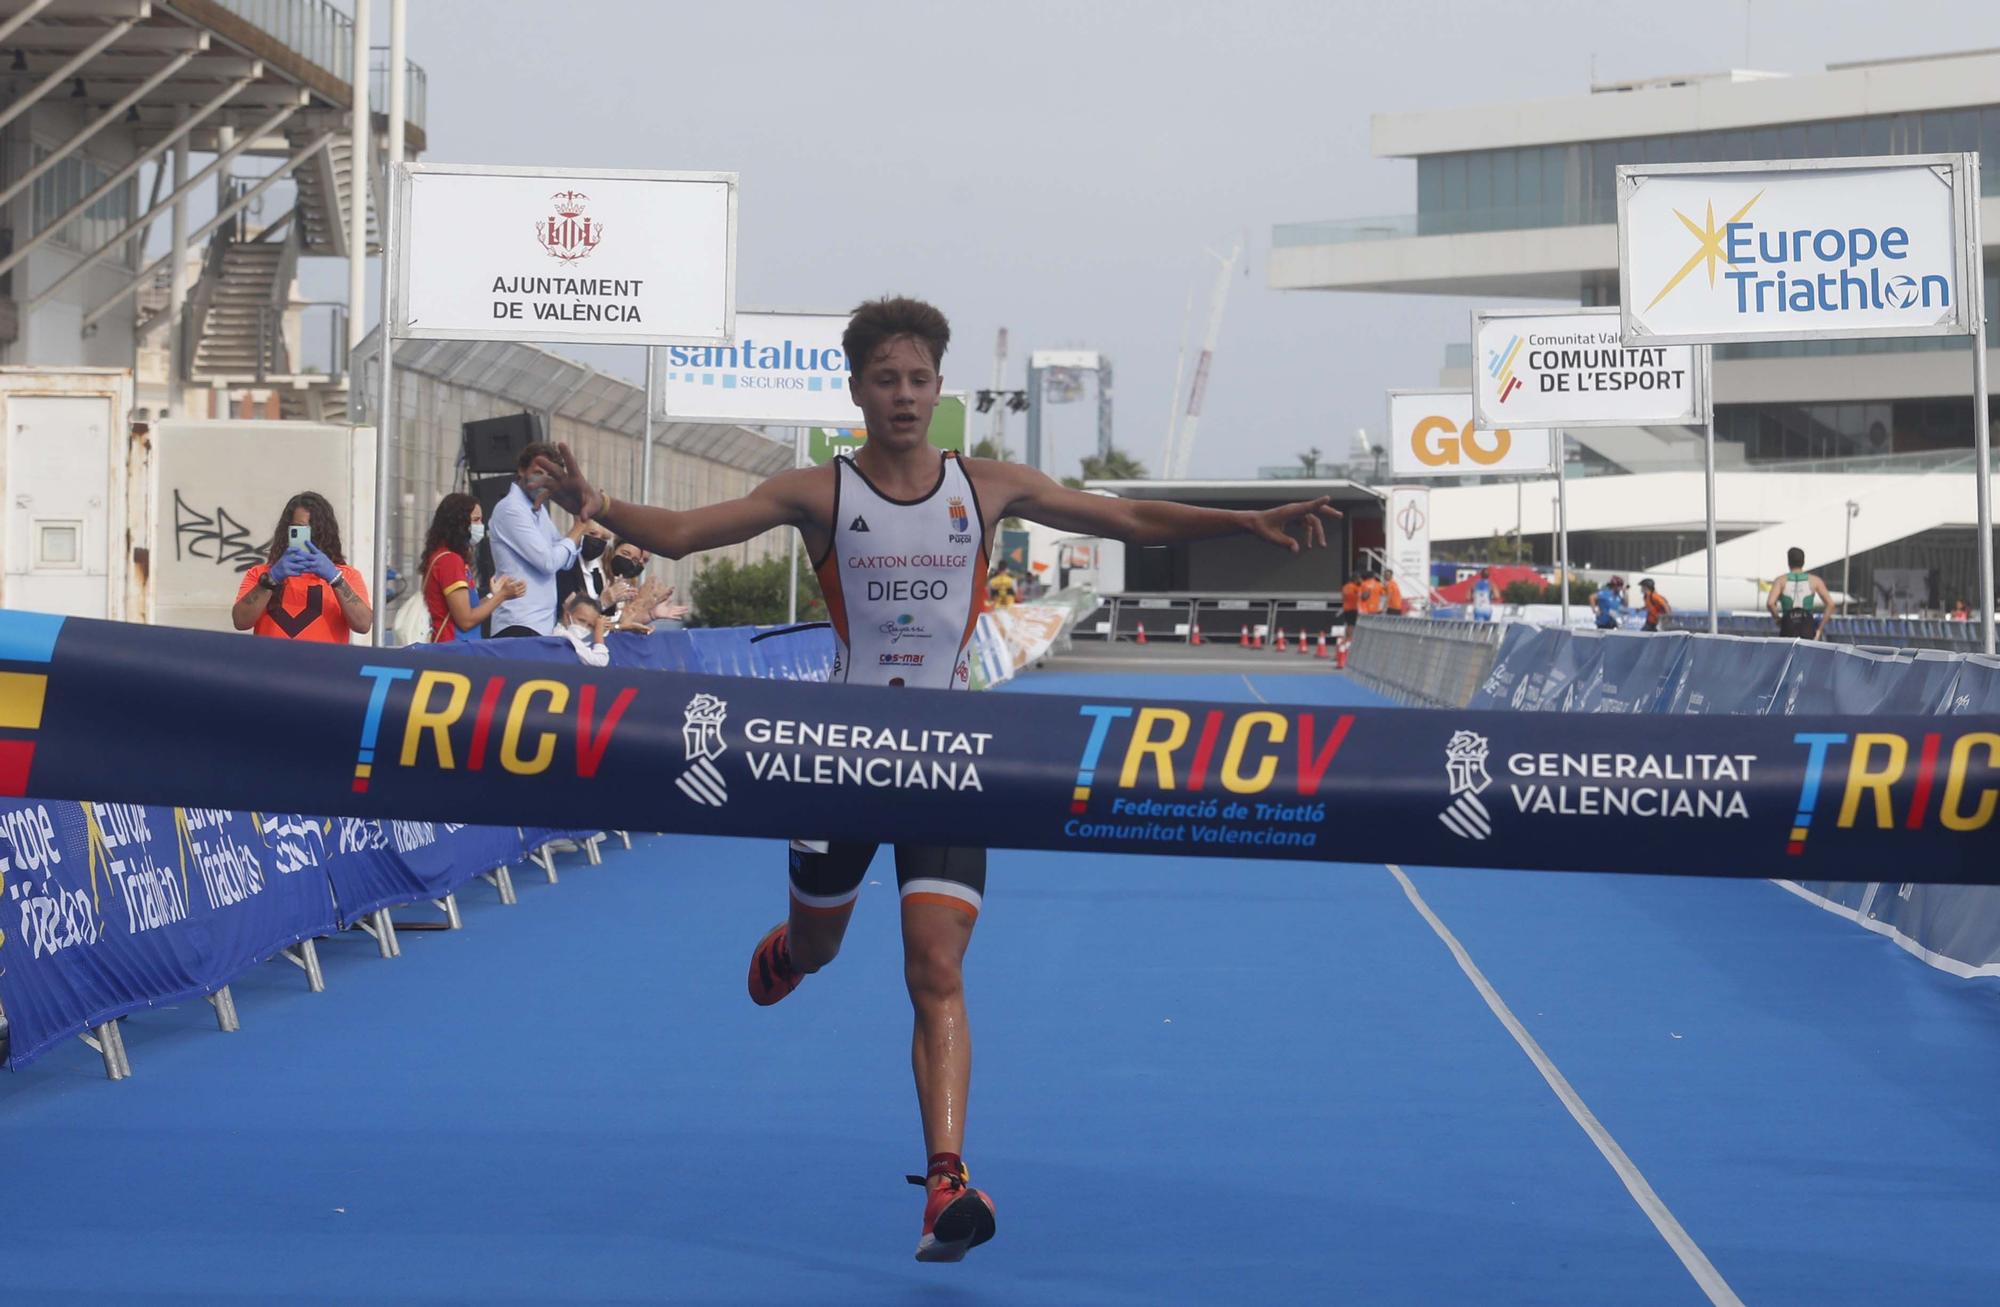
top-left (518, 441), bottom-right (560, 472)
top-left (844, 296), bottom-right (950, 374)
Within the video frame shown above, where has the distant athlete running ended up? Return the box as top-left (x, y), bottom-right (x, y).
top-left (1768, 546), bottom-right (1835, 640)
top-left (532, 297), bottom-right (1340, 1262)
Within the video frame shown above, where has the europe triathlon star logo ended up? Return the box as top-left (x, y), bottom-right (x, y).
top-left (1644, 191), bottom-right (1765, 312)
top-left (1485, 334), bottom-right (1525, 403)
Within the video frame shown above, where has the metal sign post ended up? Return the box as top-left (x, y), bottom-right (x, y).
top-left (641, 345), bottom-right (656, 505)
top-left (1972, 158), bottom-right (1994, 654)
top-left (786, 425), bottom-right (807, 624)
top-left (1703, 361), bottom-right (1718, 634)
top-left (372, 172), bottom-right (400, 645)
top-left (1552, 429), bottom-right (1570, 625)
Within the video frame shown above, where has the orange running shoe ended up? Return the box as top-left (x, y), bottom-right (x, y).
top-left (908, 1161), bottom-right (996, 1263)
top-left (747, 923), bottom-right (803, 1006)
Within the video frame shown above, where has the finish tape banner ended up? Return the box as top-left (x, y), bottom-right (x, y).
top-left (2, 611), bottom-right (1998, 883)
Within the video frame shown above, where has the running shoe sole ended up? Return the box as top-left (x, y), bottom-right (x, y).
top-left (914, 1189), bottom-right (996, 1262)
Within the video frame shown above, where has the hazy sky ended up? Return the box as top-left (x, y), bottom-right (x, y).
top-left (345, 0), bottom-right (2000, 480)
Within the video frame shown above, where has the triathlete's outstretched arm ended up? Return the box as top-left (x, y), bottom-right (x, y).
top-left (974, 459), bottom-right (1341, 552)
top-left (531, 442), bottom-right (819, 560)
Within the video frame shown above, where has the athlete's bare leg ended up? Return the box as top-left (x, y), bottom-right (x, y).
top-left (902, 897), bottom-right (975, 1182)
top-left (786, 898), bottom-right (854, 972)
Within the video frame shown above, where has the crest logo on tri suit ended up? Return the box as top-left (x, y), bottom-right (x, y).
top-left (946, 496), bottom-right (973, 544)
top-left (676, 694), bottom-right (729, 807)
top-left (849, 516), bottom-right (871, 533)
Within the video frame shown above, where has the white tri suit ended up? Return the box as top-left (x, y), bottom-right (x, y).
top-left (787, 451), bottom-right (989, 920)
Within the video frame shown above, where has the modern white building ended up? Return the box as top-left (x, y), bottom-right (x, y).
top-left (1272, 49), bottom-right (2000, 610)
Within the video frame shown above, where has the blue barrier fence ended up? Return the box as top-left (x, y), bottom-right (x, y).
top-left (1661, 612), bottom-right (1991, 651)
top-left (0, 624), bottom-right (836, 1071)
top-left (1464, 625), bottom-right (2000, 976)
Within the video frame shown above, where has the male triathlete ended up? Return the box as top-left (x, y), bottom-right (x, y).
top-left (1469, 568), bottom-right (1495, 621)
top-left (1768, 546), bottom-right (1835, 640)
top-left (532, 296), bottom-right (1341, 1263)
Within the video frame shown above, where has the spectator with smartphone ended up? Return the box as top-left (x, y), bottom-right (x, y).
top-left (232, 491), bottom-right (373, 641)
top-left (418, 492), bottom-right (526, 642)
top-left (489, 441), bottom-right (588, 637)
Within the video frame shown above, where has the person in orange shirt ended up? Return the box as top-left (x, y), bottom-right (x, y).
top-left (232, 491), bottom-right (373, 642)
top-left (1357, 570), bottom-right (1385, 615)
top-left (1383, 568), bottom-right (1406, 615)
top-left (1639, 577), bottom-right (1671, 632)
top-left (1340, 574), bottom-right (1362, 640)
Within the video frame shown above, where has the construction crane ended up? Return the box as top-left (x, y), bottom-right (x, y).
top-left (1161, 236), bottom-right (1243, 481)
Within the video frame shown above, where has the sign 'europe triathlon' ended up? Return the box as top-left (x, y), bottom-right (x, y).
top-left (395, 163), bottom-right (738, 347)
top-left (1470, 307), bottom-right (1707, 430)
top-left (1617, 153), bottom-right (1978, 345)
top-left (1387, 389), bottom-right (1552, 478)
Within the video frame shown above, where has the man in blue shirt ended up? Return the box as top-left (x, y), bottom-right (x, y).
top-left (488, 441), bottom-right (587, 637)
top-left (1470, 568), bottom-right (1495, 621)
top-left (1592, 575), bottom-right (1628, 629)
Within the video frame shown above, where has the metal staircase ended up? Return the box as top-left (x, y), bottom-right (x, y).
top-left (291, 134), bottom-right (377, 258)
top-left (186, 232), bottom-right (298, 384)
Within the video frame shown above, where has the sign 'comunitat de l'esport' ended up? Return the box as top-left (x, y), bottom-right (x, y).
top-left (1387, 389), bottom-right (1552, 478)
top-left (1470, 306), bottom-right (1708, 430)
top-left (1616, 153), bottom-right (1978, 345)
top-left (395, 163), bottom-right (738, 347)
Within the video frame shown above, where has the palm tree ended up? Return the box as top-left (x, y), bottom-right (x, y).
top-left (1079, 447), bottom-right (1147, 481)
top-left (1297, 447), bottom-right (1322, 477)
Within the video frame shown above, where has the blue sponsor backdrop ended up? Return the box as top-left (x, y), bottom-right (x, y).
top-left (0, 624), bottom-right (834, 1070)
top-left (0, 803), bottom-right (336, 1067)
top-left (1463, 624), bottom-right (2000, 974)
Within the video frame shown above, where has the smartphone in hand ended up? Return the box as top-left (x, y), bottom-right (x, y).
top-left (288, 524), bottom-right (312, 550)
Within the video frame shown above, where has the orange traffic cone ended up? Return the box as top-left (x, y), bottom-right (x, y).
top-left (1190, 622), bottom-right (1203, 647)
top-left (1239, 625), bottom-right (1250, 648)
top-left (1275, 629), bottom-right (1289, 653)
top-left (1297, 629), bottom-right (1311, 655)
top-left (1336, 637), bottom-right (1349, 669)
top-left (1135, 622), bottom-right (1148, 645)
top-left (1252, 627), bottom-right (1264, 649)
top-left (1316, 631), bottom-right (1330, 659)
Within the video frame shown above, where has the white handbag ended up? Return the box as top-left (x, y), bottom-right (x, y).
top-left (390, 554), bottom-right (445, 646)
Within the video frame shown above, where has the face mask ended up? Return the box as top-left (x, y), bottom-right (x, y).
top-left (580, 535), bottom-right (608, 561)
top-left (468, 522), bottom-right (486, 546)
top-left (568, 622), bottom-right (595, 643)
top-left (610, 556), bottom-right (642, 579)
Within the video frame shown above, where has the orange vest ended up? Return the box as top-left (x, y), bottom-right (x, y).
top-left (1341, 580), bottom-right (1360, 613)
top-left (1385, 580), bottom-right (1404, 614)
top-left (1358, 579), bottom-right (1384, 614)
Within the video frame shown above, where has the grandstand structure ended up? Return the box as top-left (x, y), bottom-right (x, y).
top-left (1273, 49), bottom-right (2000, 611)
top-left (0, 0), bottom-right (787, 620)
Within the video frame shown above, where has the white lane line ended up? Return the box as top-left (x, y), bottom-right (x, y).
top-left (1385, 864), bottom-right (1745, 1307)
top-left (1239, 674), bottom-right (1268, 703)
